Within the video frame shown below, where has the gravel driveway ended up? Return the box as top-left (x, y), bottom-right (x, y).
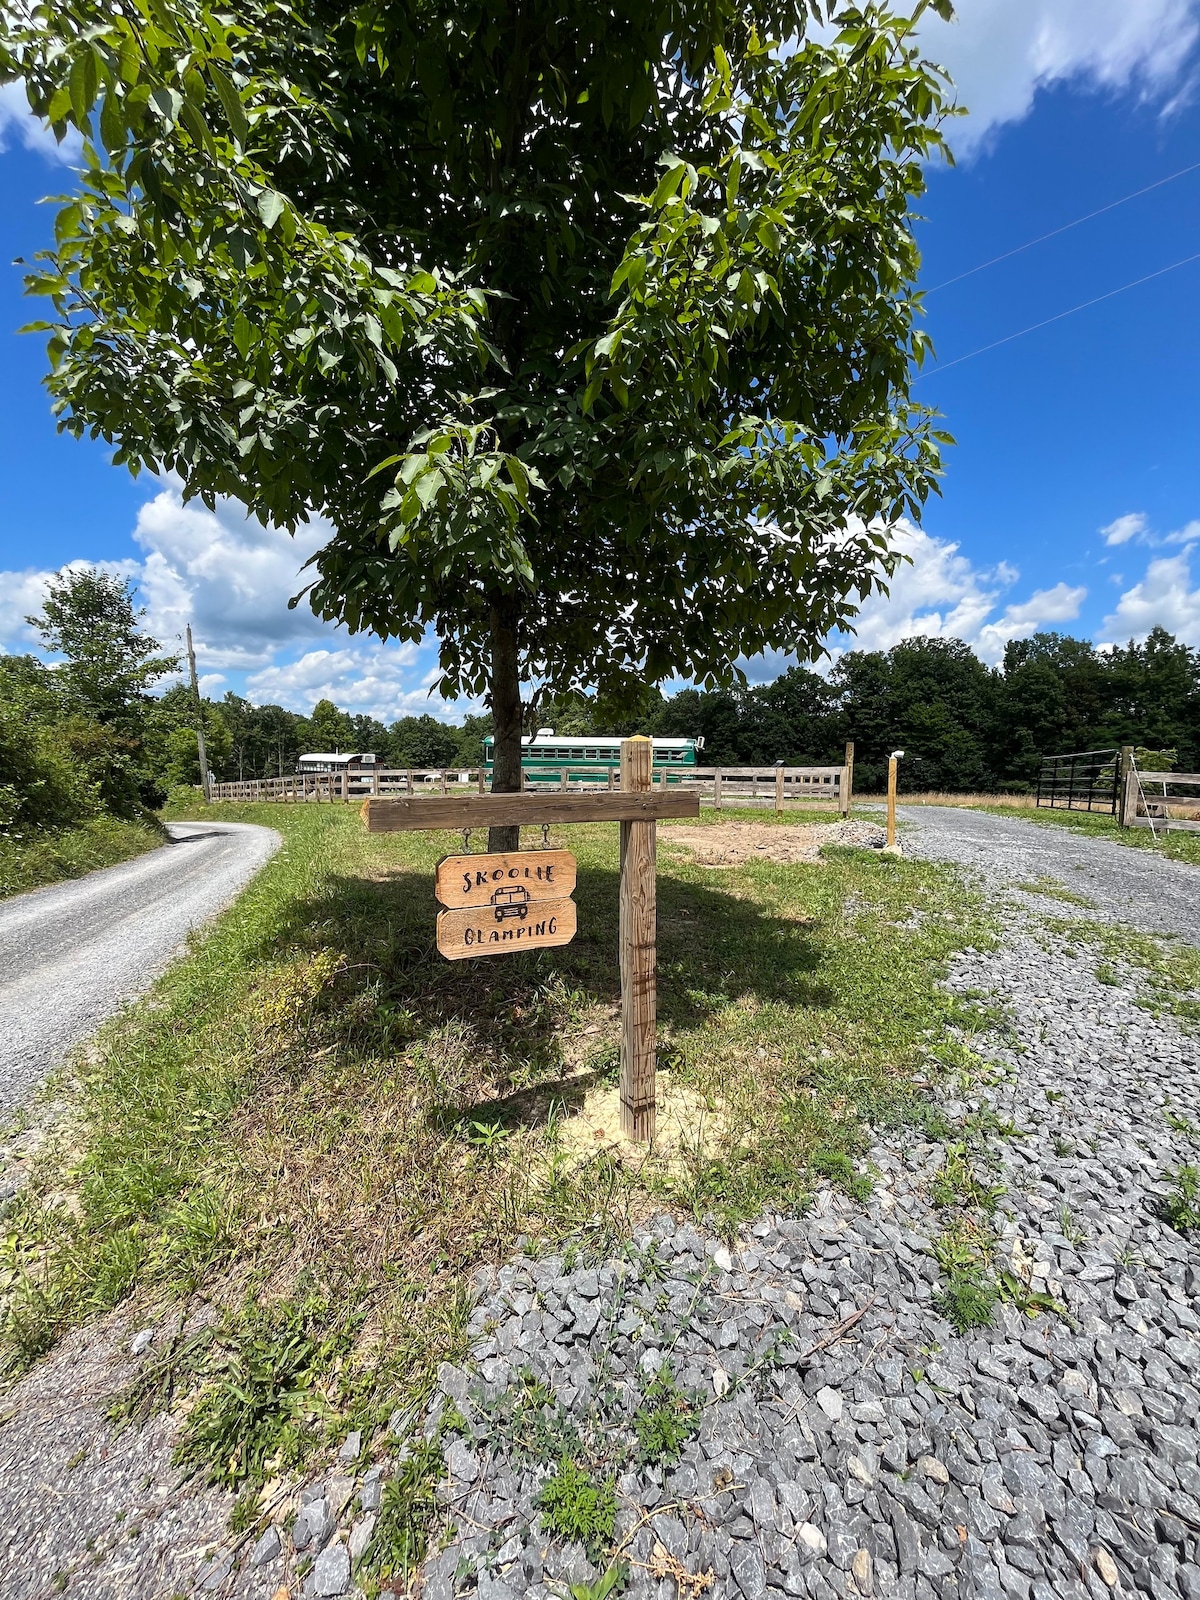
top-left (900, 804), bottom-right (1200, 946)
top-left (1, 809), bottom-right (1197, 1600)
top-left (0, 819), bottom-right (279, 1120)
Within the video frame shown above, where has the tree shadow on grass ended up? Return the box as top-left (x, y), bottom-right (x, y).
top-left (253, 862), bottom-right (836, 1134)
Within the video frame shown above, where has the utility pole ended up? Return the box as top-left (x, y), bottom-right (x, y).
top-left (186, 625), bottom-right (211, 802)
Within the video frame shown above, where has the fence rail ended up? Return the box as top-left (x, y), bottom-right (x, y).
top-left (1122, 768), bottom-right (1200, 834)
top-left (209, 761), bottom-right (854, 815)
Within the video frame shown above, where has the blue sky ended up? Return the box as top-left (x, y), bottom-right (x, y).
top-left (1, 0), bottom-right (1199, 719)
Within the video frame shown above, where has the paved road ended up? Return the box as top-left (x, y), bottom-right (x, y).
top-left (899, 802), bottom-right (1200, 946)
top-left (0, 821), bottom-right (280, 1120)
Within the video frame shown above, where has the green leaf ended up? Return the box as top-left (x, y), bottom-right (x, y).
top-left (209, 64), bottom-right (248, 147)
top-left (256, 190), bottom-right (285, 230)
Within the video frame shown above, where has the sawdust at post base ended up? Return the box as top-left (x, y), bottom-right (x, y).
top-left (556, 1071), bottom-right (728, 1174)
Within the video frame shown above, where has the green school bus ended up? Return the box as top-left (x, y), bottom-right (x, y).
top-left (481, 730), bottom-right (703, 784)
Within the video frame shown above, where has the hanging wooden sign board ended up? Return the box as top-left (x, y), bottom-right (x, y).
top-left (436, 898), bottom-right (578, 960)
top-left (434, 848), bottom-right (579, 960)
top-left (434, 849), bottom-right (577, 909)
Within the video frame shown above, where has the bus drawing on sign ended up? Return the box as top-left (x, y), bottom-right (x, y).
top-left (492, 885), bottom-right (530, 920)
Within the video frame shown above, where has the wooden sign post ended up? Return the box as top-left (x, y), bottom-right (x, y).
top-left (886, 753), bottom-right (899, 848)
top-left (619, 738), bottom-right (657, 1143)
top-left (360, 747), bottom-right (698, 1143)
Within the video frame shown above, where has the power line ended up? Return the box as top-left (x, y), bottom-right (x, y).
top-left (915, 248), bottom-right (1200, 379)
top-left (924, 159), bottom-right (1200, 296)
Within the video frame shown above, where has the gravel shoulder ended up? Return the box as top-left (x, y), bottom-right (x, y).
top-left (1, 808), bottom-right (1197, 1600)
top-left (898, 804), bottom-right (1200, 946)
top-left (0, 820), bottom-right (280, 1121)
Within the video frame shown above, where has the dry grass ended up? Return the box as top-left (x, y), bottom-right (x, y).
top-left (873, 791), bottom-right (1037, 808)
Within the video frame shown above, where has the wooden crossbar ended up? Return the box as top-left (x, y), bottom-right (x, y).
top-left (361, 790), bottom-right (700, 832)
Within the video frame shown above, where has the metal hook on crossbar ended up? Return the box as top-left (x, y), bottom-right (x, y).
top-left (541, 822), bottom-right (551, 849)
top-left (462, 827), bottom-right (471, 854)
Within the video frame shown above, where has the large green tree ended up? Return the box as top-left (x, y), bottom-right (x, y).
top-left (28, 569), bottom-right (179, 730)
top-left (3, 0), bottom-right (955, 843)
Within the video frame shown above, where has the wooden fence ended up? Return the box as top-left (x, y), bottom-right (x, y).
top-left (1121, 769), bottom-right (1200, 834)
top-left (210, 758), bottom-right (854, 815)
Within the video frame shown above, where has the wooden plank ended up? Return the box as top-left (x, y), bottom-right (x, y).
top-left (1132, 815), bottom-right (1200, 833)
top-left (1138, 771), bottom-right (1200, 785)
top-left (362, 790), bottom-right (699, 832)
top-left (619, 738), bottom-right (656, 1144)
top-left (434, 849), bottom-right (576, 909)
top-left (437, 898), bottom-right (577, 960)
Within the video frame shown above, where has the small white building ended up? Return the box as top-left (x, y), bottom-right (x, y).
top-left (296, 752), bottom-right (377, 776)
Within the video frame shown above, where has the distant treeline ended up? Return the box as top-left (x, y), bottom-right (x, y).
top-left (4, 570), bottom-right (1197, 807)
top-left (186, 626), bottom-right (1199, 795)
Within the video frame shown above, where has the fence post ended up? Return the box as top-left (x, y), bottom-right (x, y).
top-left (886, 756), bottom-right (898, 848)
top-left (842, 741), bottom-right (855, 817)
top-left (477, 767), bottom-right (486, 794)
top-left (619, 737), bottom-right (657, 1144)
top-left (561, 767), bottom-right (569, 792)
top-left (1117, 746), bottom-right (1135, 827)
top-left (608, 766), bottom-right (615, 791)
top-left (713, 768), bottom-right (722, 810)
top-left (775, 765), bottom-right (784, 815)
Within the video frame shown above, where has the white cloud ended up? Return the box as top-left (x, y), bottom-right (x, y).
top-left (132, 485), bottom-right (334, 670)
top-left (0, 557), bottom-right (142, 655)
top-left (1097, 510), bottom-right (1200, 550)
top-left (0, 81), bottom-right (82, 165)
top-left (915, 0), bottom-right (1200, 154)
top-left (831, 520), bottom-right (1086, 665)
top-left (0, 484), bottom-right (469, 722)
top-left (1101, 512), bottom-right (1148, 547)
top-left (0, 567), bottom-right (58, 653)
top-left (245, 646), bottom-right (461, 724)
top-left (1102, 549), bottom-right (1200, 644)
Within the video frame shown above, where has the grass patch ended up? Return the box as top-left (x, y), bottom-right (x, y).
top-left (1012, 875), bottom-right (1093, 908)
top-left (1041, 917), bottom-right (1200, 1025)
top-left (0, 814), bottom-right (165, 900)
top-left (0, 801), bottom-right (993, 1486)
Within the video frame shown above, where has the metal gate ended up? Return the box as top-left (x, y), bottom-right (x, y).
top-left (1036, 749), bottom-right (1120, 814)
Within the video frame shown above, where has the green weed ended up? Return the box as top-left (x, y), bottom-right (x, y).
top-left (365, 1435), bottom-right (447, 1586)
top-left (477, 1368), bottom-right (581, 1467)
top-left (933, 1270), bottom-right (998, 1333)
top-left (633, 1363), bottom-right (702, 1467)
top-left (556, 1564), bottom-right (630, 1600)
top-left (536, 1457), bottom-right (616, 1565)
top-left (172, 1299), bottom-right (348, 1489)
top-left (1157, 1166), bottom-right (1200, 1234)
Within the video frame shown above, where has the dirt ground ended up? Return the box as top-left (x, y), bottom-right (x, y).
top-left (661, 818), bottom-right (885, 867)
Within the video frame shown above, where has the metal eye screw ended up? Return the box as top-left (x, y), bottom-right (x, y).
top-left (541, 822), bottom-right (550, 849)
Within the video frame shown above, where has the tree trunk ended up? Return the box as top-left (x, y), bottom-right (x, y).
top-left (488, 593), bottom-right (523, 853)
